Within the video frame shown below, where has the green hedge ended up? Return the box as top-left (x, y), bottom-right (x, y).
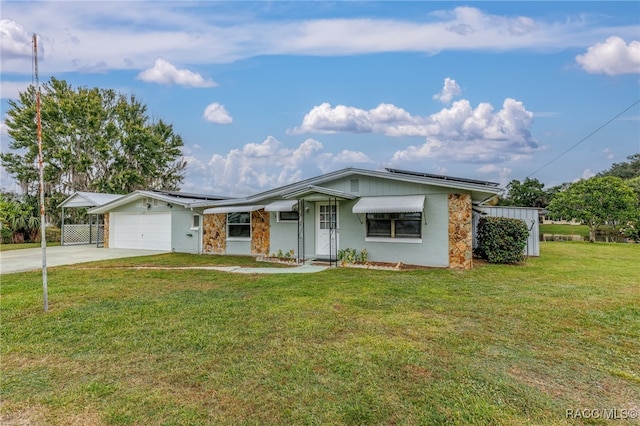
top-left (475, 217), bottom-right (529, 264)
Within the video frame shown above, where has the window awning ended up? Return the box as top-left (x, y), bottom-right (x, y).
top-left (264, 200), bottom-right (298, 212)
top-left (352, 195), bottom-right (425, 214)
top-left (203, 205), bottom-right (265, 214)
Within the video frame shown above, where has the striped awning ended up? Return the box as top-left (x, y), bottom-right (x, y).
top-left (203, 205), bottom-right (265, 214)
top-left (352, 195), bottom-right (425, 214)
top-left (264, 200), bottom-right (298, 212)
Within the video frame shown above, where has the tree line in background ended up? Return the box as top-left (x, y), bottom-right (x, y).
top-left (1, 78), bottom-right (187, 243)
top-left (500, 154), bottom-right (640, 242)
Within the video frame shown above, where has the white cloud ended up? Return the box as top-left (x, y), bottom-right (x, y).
top-left (1, 80), bottom-right (31, 100)
top-left (2, 4), bottom-right (638, 73)
top-left (476, 164), bottom-right (500, 173)
top-left (203, 103), bottom-right (232, 124)
top-left (433, 77), bottom-right (461, 104)
top-left (580, 168), bottom-right (596, 180)
top-left (138, 58), bottom-right (217, 87)
top-left (183, 136), bottom-right (371, 196)
top-left (603, 148), bottom-right (615, 160)
top-left (293, 97), bottom-right (539, 164)
top-left (575, 36), bottom-right (640, 75)
top-left (0, 19), bottom-right (32, 60)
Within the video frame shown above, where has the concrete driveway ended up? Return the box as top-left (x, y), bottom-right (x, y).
top-left (0, 245), bottom-right (168, 274)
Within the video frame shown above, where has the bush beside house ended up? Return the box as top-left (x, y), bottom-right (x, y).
top-left (475, 217), bottom-right (529, 264)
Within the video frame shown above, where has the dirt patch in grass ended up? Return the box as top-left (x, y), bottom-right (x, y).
top-left (0, 404), bottom-right (48, 426)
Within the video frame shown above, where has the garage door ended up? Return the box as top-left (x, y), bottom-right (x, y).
top-left (110, 213), bottom-right (171, 250)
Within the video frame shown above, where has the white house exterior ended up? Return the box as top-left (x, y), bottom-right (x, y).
top-left (198, 168), bottom-right (502, 269)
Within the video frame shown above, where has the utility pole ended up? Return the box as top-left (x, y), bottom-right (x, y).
top-left (33, 33), bottom-right (48, 312)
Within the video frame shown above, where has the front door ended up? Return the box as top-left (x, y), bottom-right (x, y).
top-left (316, 202), bottom-right (338, 258)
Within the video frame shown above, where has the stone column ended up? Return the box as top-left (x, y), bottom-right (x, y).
top-left (103, 213), bottom-right (109, 248)
top-left (251, 209), bottom-right (270, 255)
top-left (203, 213), bottom-right (227, 254)
top-left (448, 193), bottom-right (473, 269)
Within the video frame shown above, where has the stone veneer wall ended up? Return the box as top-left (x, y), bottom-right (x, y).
top-left (203, 213), bottom-right (227, 254)
top-left (103, 213), bottom-right (109, 248)
top-left (448, 193), bottom-right (473, 269)
top-left (251, 209), bottom-right (270, 255)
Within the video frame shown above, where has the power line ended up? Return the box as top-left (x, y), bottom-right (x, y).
top-left (527, 98), bottom-right (640, 178)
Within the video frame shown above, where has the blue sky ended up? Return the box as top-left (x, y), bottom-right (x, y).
top-left (1, 1), bottom-right (639, 196)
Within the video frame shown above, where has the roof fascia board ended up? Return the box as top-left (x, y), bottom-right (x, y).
top-left (88, 190), bottom-right (200, 213)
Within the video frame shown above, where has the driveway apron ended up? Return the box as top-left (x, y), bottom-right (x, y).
top-left (0, 245), bottom-right (168, 274)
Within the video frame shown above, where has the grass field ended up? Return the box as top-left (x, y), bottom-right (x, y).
top-left (0, 242), bottom-right (61, 252)
top-left (539, 224), bottom-right (590, 237)
top-left (1, 242), bottom-right (639, 425)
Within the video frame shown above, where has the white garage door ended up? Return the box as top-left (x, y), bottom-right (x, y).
top-left (110, 213), bottom-right (171, 250)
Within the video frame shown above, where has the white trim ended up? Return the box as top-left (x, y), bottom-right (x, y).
top-left (277, 211), bottom-right (299, 223)
top-left (204, 205), bottom-right (264, 214)
top-left (365, 237), bottom-right (423, 244)
top-left (226, 211), bottom-right (251, 241)
top-left (190, 214), bottom-right (201, 230)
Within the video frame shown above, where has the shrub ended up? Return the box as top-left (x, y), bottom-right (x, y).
top-left (338, 248), bottom-right (368, 264)
top-left (475, 217), bottom-right (529, 264)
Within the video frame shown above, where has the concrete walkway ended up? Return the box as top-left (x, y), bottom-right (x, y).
top-left (0, 245), bottom-right (328, 275)
top-left (123, 264), bottom-right (328, 274)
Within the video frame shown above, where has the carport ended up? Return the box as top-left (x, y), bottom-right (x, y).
top-left (59, 192), bottom-right (123, 246)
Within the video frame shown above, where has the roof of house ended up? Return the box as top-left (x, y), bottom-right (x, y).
top-left (87, 190), bottom-right (228, 214)
top-left (193, 167), bottom-right (502, 209)
top-left (149, 189), bottom-right (231, 201)
top-left (59, 191), bottom-right (124, 209)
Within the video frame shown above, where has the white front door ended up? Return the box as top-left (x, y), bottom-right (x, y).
top-left (316, 202), bottom-right (338, 258)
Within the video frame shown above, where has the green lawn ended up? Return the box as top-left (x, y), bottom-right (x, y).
top-left (539, 224), bottom-right (590, 237)
top-left (1, 242), bottom-right (639, 425)
top-left (0, 242), bottom-right (61, 252)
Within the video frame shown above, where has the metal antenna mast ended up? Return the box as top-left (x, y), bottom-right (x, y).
top-left (33, 33), bottom-right (48, 312)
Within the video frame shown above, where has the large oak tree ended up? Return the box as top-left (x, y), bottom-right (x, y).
top-left (1, 77), bottom-right (187, 196)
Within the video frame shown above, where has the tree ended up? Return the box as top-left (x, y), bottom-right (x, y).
top-left (0, 192), bottom-right (40, 243)
top-left (597, 153), bottom-right (640, 180)
top-left (501, 177), bottom-right (548, 207)
top-left (1, 77), bottom-right (186, 197)
top-left (547, 176), bottom-right (638, 242)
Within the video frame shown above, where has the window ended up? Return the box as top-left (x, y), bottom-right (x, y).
top-left (227, 212), bottom-right (251, 239)
top-left (278, 211), bottom-right (299, 222)
top-left (191, 214), bottom-right (201, 230)
top-left (319, 204), bottom-right (337, 230)
top-left (350, 179), bottom-right (360, 192)
top-left (366, 212), bottom-right (421, 239)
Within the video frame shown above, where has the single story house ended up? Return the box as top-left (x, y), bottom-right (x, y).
top-left (199, 168), bottom-right (503, 269)
top-left (88, 190), bottom-right (229, 253)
